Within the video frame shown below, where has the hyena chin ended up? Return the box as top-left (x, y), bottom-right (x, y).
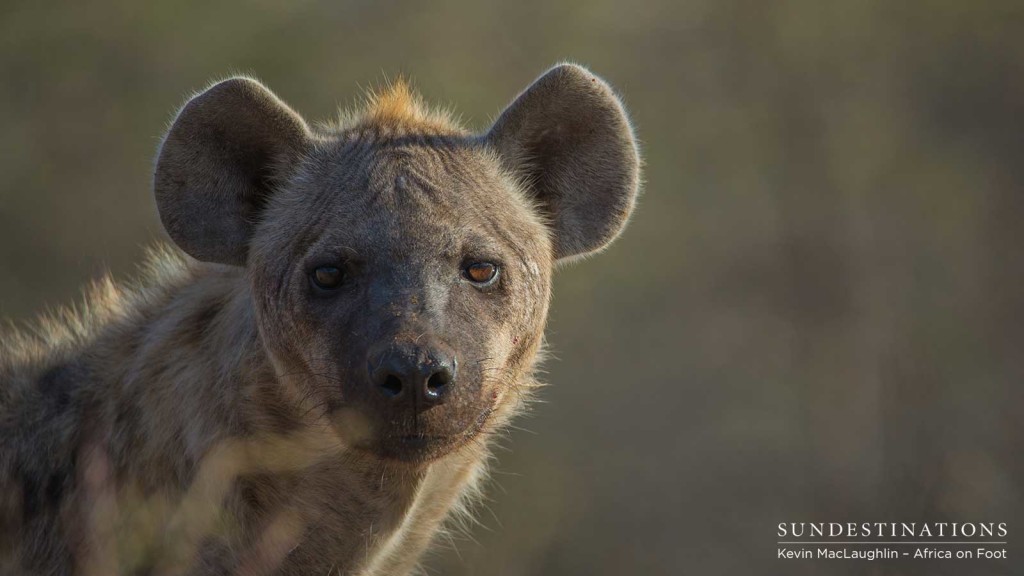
top-left (0, 63), bottom-right (640, 575)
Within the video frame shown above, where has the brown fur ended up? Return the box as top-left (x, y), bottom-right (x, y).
top-left (0, 64), bottom-right (640, 575)
top-left (343, 79), bottom-right (460, 134)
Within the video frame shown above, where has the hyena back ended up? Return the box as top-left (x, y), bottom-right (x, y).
top-left (0, 64), bottom-right (640, 575)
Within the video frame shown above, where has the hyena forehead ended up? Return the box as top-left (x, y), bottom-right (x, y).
top-left (272, 134), bottom-right (548, 260)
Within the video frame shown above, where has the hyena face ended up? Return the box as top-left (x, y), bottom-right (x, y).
top-left (248, 137), bottom-right (554, 462)
top-left (154, 65), bottom-right (639, 463)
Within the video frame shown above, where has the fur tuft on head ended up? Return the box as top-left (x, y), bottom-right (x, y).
top-left (338, 77), bottom-right (462, 134)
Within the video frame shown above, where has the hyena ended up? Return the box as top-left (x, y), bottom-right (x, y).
top-left (0, 64), bottom-right (640, 575)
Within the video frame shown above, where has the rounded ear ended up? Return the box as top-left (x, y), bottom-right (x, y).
top-left (485, 64), bottom-right (641, 262)
top-left (154, 77), bottom-right (312, 266)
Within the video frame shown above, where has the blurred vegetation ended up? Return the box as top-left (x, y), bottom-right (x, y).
top-left (1, 1), bottom-right (1022, 574)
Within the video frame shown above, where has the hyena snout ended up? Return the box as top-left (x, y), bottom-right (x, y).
top-left (368, 341), bottom-right (457, 410)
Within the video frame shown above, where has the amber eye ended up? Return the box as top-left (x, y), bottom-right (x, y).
top-left (464, 262), bottom-right (499, 285)
top-left (311, 266), bottom-right (345, 290)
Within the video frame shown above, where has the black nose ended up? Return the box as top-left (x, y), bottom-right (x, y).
top-left (369, 343), bottom-right (456, 408)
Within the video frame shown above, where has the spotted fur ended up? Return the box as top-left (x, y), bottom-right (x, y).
top-left (0, 64), bottom-right (640, 575)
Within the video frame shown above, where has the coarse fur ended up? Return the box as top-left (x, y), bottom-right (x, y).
top-left (0, 63), bottom-right (640, 575)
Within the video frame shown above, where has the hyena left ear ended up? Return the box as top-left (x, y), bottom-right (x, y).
top-left (154, 77), bottom-right (312, 266)
top-left (486, 64), bottom-right (641, 262)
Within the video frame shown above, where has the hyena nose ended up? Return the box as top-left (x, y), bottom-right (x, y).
top-left (369, 344), bottom-right (456, 408)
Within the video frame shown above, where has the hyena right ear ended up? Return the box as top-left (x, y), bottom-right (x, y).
top-left (154, 77), bottom-right (312, 266)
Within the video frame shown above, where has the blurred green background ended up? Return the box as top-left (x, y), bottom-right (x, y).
top-left (1, 1), bottom-right (1021, 574)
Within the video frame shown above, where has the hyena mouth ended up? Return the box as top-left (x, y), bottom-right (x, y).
top-left (375, 434), bottom-right (457, 463)
top-left (374, 406), bottom-right (496, 463)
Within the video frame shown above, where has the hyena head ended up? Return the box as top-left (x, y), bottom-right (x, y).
top-left (153, 64), bottom-right (640, 464)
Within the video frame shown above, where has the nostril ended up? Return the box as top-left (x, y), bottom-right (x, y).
top-left (380, 374), bottom-right (403, 398)
top-left (425, 370), bottom-right (451, 400)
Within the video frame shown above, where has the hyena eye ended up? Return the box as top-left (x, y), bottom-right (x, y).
top-left (463, 262), bottom-right (499, 285)
top-left (311, 266), bottom-right (345, 290)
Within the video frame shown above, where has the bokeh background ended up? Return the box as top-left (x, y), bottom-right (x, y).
top-left (1, 1), bottom-right (1022, 574)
